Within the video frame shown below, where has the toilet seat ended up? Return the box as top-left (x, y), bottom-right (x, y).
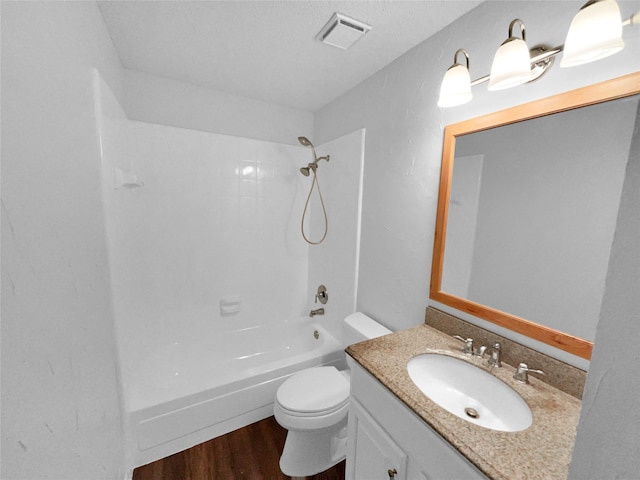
top-left (276, 366), bottom-right (350, 415)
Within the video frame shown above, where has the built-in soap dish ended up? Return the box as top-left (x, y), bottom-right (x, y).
top-left (114, 166), bottom-right (144, 189)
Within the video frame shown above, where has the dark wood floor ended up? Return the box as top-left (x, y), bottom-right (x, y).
top-left (133, 416), bottom-right (345, 480)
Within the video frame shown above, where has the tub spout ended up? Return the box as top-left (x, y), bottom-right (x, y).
top-left (309, 308), bottom-right (325, 317)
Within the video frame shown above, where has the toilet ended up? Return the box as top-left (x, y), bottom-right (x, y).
top-left (274, 312), bottom-right (392, 477)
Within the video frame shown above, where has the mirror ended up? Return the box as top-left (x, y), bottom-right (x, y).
top-left (431, 73), bottom-right (640, 360)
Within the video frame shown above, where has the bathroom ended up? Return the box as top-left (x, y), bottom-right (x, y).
top-left (2, 1), bottom-right (639, 479)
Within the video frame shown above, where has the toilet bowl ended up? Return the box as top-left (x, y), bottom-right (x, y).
top-left (274, 313), bottom-right (391, 477)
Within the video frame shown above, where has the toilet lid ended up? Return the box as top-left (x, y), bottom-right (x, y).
top-left (277, 366), bottom-right (349, 413)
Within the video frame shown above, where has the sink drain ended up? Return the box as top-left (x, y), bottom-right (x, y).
top-left (465, 407), bottom-right (479, 419)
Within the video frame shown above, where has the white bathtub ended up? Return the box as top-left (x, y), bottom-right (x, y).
top-left (124, 319), bottom-right (345, 468)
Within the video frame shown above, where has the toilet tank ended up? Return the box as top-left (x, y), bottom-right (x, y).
top-left (343, 312), bottom-right (392, 346)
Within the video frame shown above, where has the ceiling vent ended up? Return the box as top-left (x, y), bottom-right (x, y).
top-left (315, 12), bottom-right (372, 50)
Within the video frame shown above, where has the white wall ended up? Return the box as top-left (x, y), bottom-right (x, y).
top-left (314, 0), bottom-right (640, 475)
top-left (122, 69), bottom-right (314, 146)
top-left (1, 2), bottom-right (125, 479)
top-left (315, 0), bottom-right (640, 362)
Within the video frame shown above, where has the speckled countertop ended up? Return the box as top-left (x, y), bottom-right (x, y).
top-left (346, 324), bottom-right (582, 480)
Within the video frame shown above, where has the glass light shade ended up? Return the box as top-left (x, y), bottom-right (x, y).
top-left (438, 64), bottom-right (472, 107)
top-left (560, 0), bottom-right (624, 67)
top-left (488, 38), bottom-right (532, 91)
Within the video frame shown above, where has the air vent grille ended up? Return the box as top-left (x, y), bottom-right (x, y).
top-left (315, 13), bottom-right (372, 50)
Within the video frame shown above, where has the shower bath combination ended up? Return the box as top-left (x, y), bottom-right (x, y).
top-left (298, 136), bottom-right (330, 245)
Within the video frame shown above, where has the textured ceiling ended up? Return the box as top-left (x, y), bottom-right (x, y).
top-left (98, 1), bottom-right (483, 112)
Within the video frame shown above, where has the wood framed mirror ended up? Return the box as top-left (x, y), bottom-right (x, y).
top-left (431, 72), bottom-right (640, 360)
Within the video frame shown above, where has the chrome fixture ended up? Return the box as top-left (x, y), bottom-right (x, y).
top-left (309, 307), bottom-right (325, 317)
top-left (453, 335), bottom-right (489, 357)
top-left (298, 136), bottom-right (330, 176)
top-left (315, 285), bottom-right (328, 305)
top-left (513, 363), bottom-right (545, 384)
top-left (438, 0), bottom-right (640, 107)
top-left (453, 335), bottom-right (475, 355)
top-left (487, 342), bottom-right (502, 368)
top-left (298, 136), bottom-right (330, 245)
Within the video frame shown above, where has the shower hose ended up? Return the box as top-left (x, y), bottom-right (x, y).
top-left (301, 168), bottom-right (328, 245)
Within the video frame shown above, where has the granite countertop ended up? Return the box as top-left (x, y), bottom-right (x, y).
top-left (346, 324), bottom-right (582, 480)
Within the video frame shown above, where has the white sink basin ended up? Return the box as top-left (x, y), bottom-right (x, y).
top-left (407, 354), bottom-right (532, 432)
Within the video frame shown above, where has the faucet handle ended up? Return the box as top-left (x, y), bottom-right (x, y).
top-left (314, 285), bottom-right (328, 304)
top-left (453, 335), bottom-right (474, 355)
top-left (513, 362), bottom-right (545, 384)
top-left (487, 342), bottom-right (502, 367)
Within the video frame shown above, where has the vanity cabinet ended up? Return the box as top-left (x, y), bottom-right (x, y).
top-left (346, 357), bottom-right (486, 480)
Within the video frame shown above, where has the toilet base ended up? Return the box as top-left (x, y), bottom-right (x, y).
top-left (278, 421), bottom-right (348, 477)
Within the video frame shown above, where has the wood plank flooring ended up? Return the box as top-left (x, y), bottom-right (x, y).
top-left (132, 416), bottom-right (345, 480)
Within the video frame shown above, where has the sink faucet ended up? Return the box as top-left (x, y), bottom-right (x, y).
top-left (487, 342), bottom-right (502, 367)
top-left (309, 307), bottom-right (324, 317)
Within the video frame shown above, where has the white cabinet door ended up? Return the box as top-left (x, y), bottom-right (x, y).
top-left (347, 398), bottom-right (407, 480)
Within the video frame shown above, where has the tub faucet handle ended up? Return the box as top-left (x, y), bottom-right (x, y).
top-left (315, 285), bottom-right (328, 305)
top-left (453, 335), bottom-right (474, 355)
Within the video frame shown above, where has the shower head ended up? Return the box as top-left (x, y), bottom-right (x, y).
top-left (298, 135), bottom-right (329, 176)
top-left (298, 136), bottom-right (317, 160)
top-left (298, 136), bottom-right (313, 147)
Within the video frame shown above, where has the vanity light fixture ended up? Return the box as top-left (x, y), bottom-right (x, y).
top-left (438, 0), bottom-right (639, 107)
top-left (561, 0), bottom-right (626, 67)
top-left (488, 19), bottom-right (532, 91)
top-left (437, 49), bottom-right (472, 107)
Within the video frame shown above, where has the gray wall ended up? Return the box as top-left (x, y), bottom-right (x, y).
top-left (121, 69), bottom-right (314, 146)
top-left (1, 2), bottom-right (126, 478)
